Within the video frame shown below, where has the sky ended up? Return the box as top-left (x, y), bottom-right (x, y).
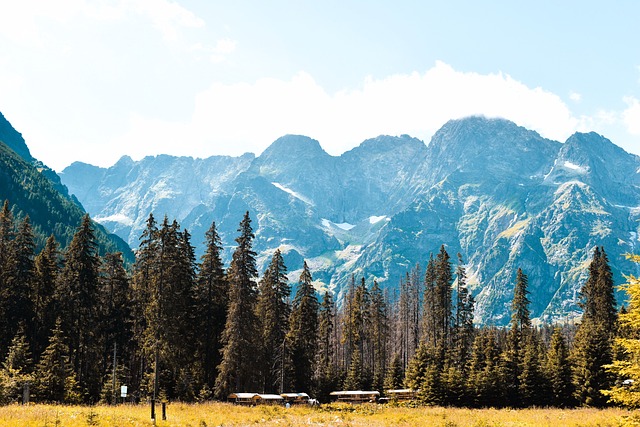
top-left (1, 1), bottom-right (640, 171)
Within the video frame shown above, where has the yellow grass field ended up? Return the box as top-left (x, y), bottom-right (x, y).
top-left (0, 402), bottom-right (634, 427)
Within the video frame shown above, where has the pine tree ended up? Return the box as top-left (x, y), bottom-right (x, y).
top-left (141, 217), bottom-right (198, 400)
top-left (422, 254), bottom-right (437, 349)
top-left (194, 221), bottom-right (227, 392)
top-left (383, 353), bottom-right (404, 391)
top-left (3, 216), bottom-right (36, 352)
top-left (452, 254), bottom-right (474, 370)
top-left (502, 267), bottom-right (531, 407)
top-left (56, 214), bottom-right (102, 401)
top-left (572, 247), bottom-right (616, 407)
top-left (0, 325), bottom-right (33, 403)
top-left (434, 245), bottom-right (453, 358)
top-left (0, 201), bottom-right (16, 351)
top-left (546, 327), bottom-right (573, 407)
top-left (343, 348), bottom-right (363, 390)
top-left (33, 235), bottom-right (61, 357)
top-left (518, 331), bottom-right (546, 406)
top-left (316, 291), bottom-right (338, 401)
top-left (129, 213), bottom-right (158, 398)
top-left (370, 280), bottom-right (388, 392)
top-left (255, 249), bottom-right (291, 393)
top-left (98, 252), bottom-right (132, 403)
top-left (287, 261), bottom-right (319, 393)
top-left (215, 211), bottom-right (259, 398)
top-left (35, 319), bottom-right (76, 403)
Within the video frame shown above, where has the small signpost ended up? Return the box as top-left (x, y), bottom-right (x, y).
top-left (121, 385), bottom-right (127, 404)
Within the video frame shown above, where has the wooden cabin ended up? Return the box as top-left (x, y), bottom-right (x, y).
top-left (227, 392), bottom-right (258, 405)
top-left (386, 389), bottom-right (417, 401)
top-left (253, 394), bottom-right (284, 405)
top-left (329, 390), bottom-right (380, 403)
top-left (281, 392), bottom-right (310, 405)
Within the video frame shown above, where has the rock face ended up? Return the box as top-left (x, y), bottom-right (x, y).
top-left (59, 117), bottom-right (640, 324)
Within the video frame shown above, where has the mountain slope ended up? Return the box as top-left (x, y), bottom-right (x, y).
top-left (0, 140), bottom-right (132, 257)
top-left (59, 116), bottom-right (640, 324)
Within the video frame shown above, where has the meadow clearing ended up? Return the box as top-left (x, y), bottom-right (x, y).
top-left (0, 402), bottom-right (634, 427)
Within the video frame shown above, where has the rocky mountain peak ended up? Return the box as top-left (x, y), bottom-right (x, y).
top-left (0, 112), bottom-right (33, 162)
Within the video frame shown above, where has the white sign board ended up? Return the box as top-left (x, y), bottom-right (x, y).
top-left (121, 385), bottom-right (128, 397)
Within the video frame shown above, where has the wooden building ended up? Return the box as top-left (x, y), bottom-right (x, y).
top-left (329, 390), bottom-right (380, 403)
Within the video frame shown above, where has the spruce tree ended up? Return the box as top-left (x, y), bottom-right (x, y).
top-left (383, 353), bottom-right (404, 391)
top-left (370, 280), bottom-right (388, 392)
top-left (194, 221), bottom-right (227, 392)
top-left (0, 325), bottom-right (33, 403)
top-left (255, 249), bottom-right (290, 393)
top-left (546, 327), bottom-right (573, 407)
top-left (33, 235), bottom-right (61, 357)
top-left (572, 247), bottom-right (616, 407)
top-left (316, 290), bottom-right (338, 401)
top-left (4, 216), bottom-right (36, 351)
top-left (287, 261), bottom-right (319, 393)
top-left (434, 245), bottom-right (453, 358)
top-left (452, 254), bottom-right (474, 370)
top-left (502, 267), bottom-right (531, 407)
top-left (215, 211), bottom-right (259, 398)
top-left (56, 214), bottom-right (102, 401)
top-left (98, 252), bottom-right (132, 402)
top-left (343, 348), bottom-right (363, 390)
top-left (0, 201), bottom-right (16, 351)
top-left (35, 319), bottom-right (76, 403)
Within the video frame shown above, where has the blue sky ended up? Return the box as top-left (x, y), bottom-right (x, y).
top-left (1, 0), bottom-right (639, 171)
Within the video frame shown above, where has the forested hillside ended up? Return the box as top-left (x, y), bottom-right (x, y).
top-left (0, 208), bottom-right (624, 408)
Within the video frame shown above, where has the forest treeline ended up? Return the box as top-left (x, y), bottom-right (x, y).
top-left (0, 199), bottom-right (630, 407)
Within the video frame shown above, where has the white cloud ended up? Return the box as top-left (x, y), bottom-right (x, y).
top-left (108, 61), bottom-right (587, 164)
top-left (623, 96), bottom-right (640, 135)
top-left (569, 92), bottom-right (582, 102)
top-left (0, 0), bottom-right (203, 45)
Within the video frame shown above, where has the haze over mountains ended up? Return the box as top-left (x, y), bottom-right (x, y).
top-left (56, 116), bottom-right (640, 325)
top-left (0, 112), bottom-right (132, 260)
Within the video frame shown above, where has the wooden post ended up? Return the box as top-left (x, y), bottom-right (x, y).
top-left (151, 398), bottom-right (156, 422)
top-left (162, 402), bottom-right (167, 420)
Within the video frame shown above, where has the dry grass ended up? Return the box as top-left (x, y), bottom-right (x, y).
top-left (0, 402), bottom-right (632, 427)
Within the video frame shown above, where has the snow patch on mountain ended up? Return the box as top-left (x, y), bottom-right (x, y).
top-left (321, 218), bottom-right (355, 231)
top-left (369, 215), bottom-right (388, 224)
top-left (272, 182), bottom-right (314, 205)
top-left (94, 213), bottom-right (133, 226)
top-left (563, 161), bottom-right (587, 173)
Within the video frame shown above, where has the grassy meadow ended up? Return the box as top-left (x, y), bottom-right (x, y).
top-left (0, 402), bottom-right (634, 427)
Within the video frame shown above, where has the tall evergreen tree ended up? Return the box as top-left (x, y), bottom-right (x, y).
top-left (452, 254), bottom-right (474, 370)
top-left (370, 280), bottom-right (388, 391)
top-left (0, 324), bottom-right (33, 403)
top-left (32, 235), bottom-right (61, 357)
top-left (98, 252), bottom-right (132, 402)
top-left (501, 267), bottom-right (531, 407)
top-left (316, 291), bottom-right (338, 401)
top-left (4, 216), bottom-right (36, 350)
top-left (215, 212), bottom-right (259, 398)
top-left (0, 201), bottom-right (16, 351)
top-left (546, 327), bottom-right (573, 407)
top-left (255, 249), bottom-right (291, 393)
top-left (572, 247), bottom-right (616, 407)
top-left (383, 353), bottom-right (404, 391)
top-left (434, 245), bottom-right (453, 358)
top-left (56, 214), bottom-right (102, 401)
top-left (194, 221), bottom-right (227, 392)
top-left (287, 261), bottom-right (319, 393)
top-left (34, 319), bottom-right (80, 403)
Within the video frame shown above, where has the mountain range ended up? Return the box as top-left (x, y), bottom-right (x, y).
top-left (57, 116), bottom-right (640, 325)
